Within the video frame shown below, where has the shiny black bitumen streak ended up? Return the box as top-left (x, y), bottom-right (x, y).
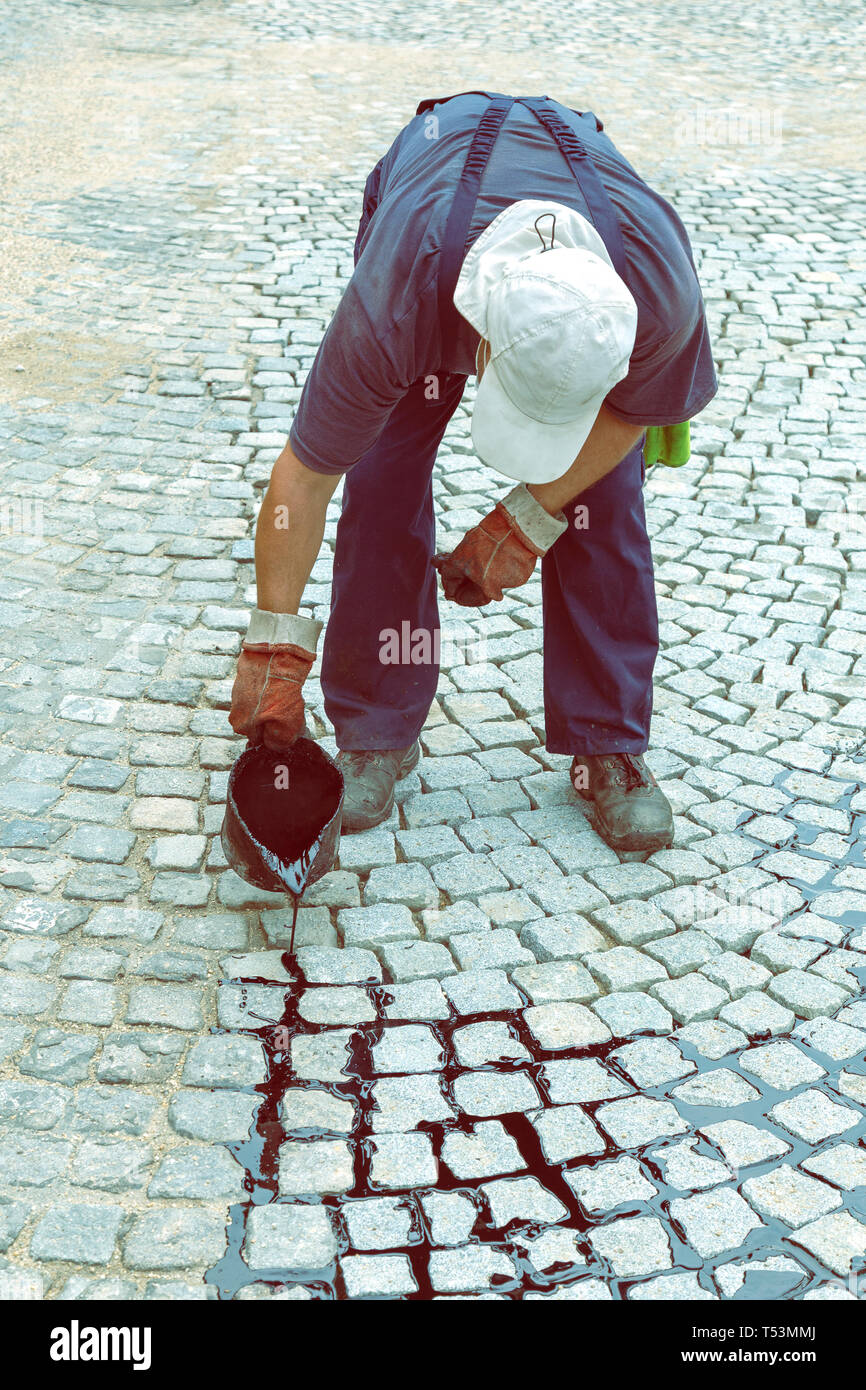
top-left (205, 793), bottom-right (866, 1299)
top-left (203, 960), bottom-right (866, 1300)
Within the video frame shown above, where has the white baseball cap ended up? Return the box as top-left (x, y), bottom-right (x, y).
top-left (453, 199), bottom-right (638, 484)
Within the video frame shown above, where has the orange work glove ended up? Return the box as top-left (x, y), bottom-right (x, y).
top-left (433, 483), bottom-right (568, 606)
top-left (229, 610), bottom-right (322, 750)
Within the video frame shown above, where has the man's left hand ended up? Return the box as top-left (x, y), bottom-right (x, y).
top-left (433, 483), bottom-right (568, 607)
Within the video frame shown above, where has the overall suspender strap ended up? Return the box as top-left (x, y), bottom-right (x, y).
top-left (436, 96), bottom-right (515, 334)
top-left (516, 96), bottom-right (628, 280)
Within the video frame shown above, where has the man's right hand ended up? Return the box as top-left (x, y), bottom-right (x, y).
top-left (229, 610), bottom-right (322, 751)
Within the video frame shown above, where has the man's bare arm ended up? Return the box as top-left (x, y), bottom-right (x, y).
top-left (254, 441), bottom-right (341, 613)
top-left (526, 405), bottom-right (646, 516)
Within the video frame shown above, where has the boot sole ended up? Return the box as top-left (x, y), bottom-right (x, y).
top-left (339, 742), bottom-right (421, 834)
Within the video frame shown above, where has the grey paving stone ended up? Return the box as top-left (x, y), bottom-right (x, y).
top-left (340, 1253), bottom-right (417, 1297)
top-left (380, 978), bottom-right (451, 1021)
top-left (738, 1041), bottom-right (826, 1090)
top-left (0, 1132), bottom-right (73, 1187)
top-left (298, 985), bottom-right (376, 1026)
top-left (477, 888), bottom-right (545, 929)
top-left (589, 1215), bottom-right (672, 1277)
top-left (295, 946), bottom-right (382, 984)
top-left (148, 1145), bottom-right (245, 1200)
top-left (742, 1165), bottom-right (842, 1227)
top-left (431, 852), bottom-right (509, 902)
top-left (541, 1058), bottom-right (632, 1105)
top-left (525, 876), bottom-right (609, 917)
top-left (84, 906), bottom-right (164, 943)
top-left (671, 1067), bottom-right (761, 1108)
top-left (58, 980), bottom-right (118, 1026)
top-left (441, 968), bottom-right (522, 1016)
top-left (402, 790), bottom-right (471, 828)
top-left (670, 1187), bottom-right (765, 1259)
top-left (0, 1201), bottom-right (48, 1259)
top-left (520, 916), bottom-right (607, 962)
top-left (644, 930), bottom-right (721, 978)
top-left (512, 1226), bottom-right (587, 1275)
top-left (451, 1020), bottom-right (529, 1067)
top-left (337, 904), bottom-right (419, 949)
top-left (767, 968), bottom-right (853, 1019)
top-left (368, 1132), bottom-right (438, 1190)
top-left (592, 991), bottom-right (675, 1038)
top-left (18, 1028), bottom-right (99, 1084)
top-left (648, 1139), bottom-right (733, 1193)
top-left (30, 1204), bottom-right (124, 1265)
top-left (595, 1096), bottom-right (688, 1149)
top-left (378, 940), bottom-right (456, 982)
top-left (801, 1143), bottom-right (866, 1191)
top-left (585, 946), bottom-right (669, 993)
top-left (452, 1070), bottom-right (541, 1117)
top-left (342, 1197), bottom-right (414, 1251)
top-left (794, 1016), bottom-right (866, 1060)
top-left (370, 1074), bottom-right (455, 1132)
top-left (279, 1139), bottom-right (354, 1196)
top-left (699, 949), bottom-right (772, 998)
top-left (651, 972), bottom-right (729, 1024)
top-left (371, 1024), bottom-right (444, 1074)
top-left (531, 1104), bottom-right (606, 1163)
top-left (281, 1088), bottom-right (357, 1135)
top-left (717, 990), bottom-right (795, 1037)
top-left (449, 929), bottom-right (533, 975)
top-left (523, 1001), bottom-right (611, 1051)
top-left (97, 1032), bottom-right (186, 1084)
top-left (336, 830), bottom-right (396, 874)
top-left (699, 1119), bottom-right (792, 1170)
top-left (0, 973), bottom-right (57, 1018)
top-left (612, 1038), bottom-right (696, 1089)
top-left (168, 1089), bottom-right (259, 1143)
top-left (788, 1211), bottom-right (866, 1278)
top-left (589, 899), bottom-right (675, 946)
top-left (126, 983), bottom-right (203, 1030)
top-left (676, 1019), bottom-right (749, 1060)
top-left (59, 947), bottom-right (125, 981)
top-left (172, 912), bottom-right (248, 950)
top-left (587, 862), bottom-right (672, 903)
top-left (428, 1245), bottom-right (516, 1293)
top-left (421, 900), bottom-right (490, 942)
top-left (419, 1190), bottom-right (479, 1246)
top-left (769, 1089), bottom-right (860, 1144)
top-left (440, 1120), bottom-right (526, 1181)
top-left (480, 1175), bottom-right (568, 1226)
top-left (181, 1034), bottom-right (267, 1088)
top-left (302, 871), bottom-right (361, 909)
top-left (242, 1203), bottom-right (337, 1272)
top-left (510, 960), bottom-right (598, 1004)
top-left (566, 1155), bottom-right (658, 1213)
top-left (72, 1086), bottom-right (156, 1137)
top-left (290, 1030), bottom-right (356, 1084)
top-left (63, 824), bottom-right (136, 863)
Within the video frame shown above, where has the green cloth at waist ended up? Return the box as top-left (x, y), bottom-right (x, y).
top-left (644, 421), bottom-right (691, 468)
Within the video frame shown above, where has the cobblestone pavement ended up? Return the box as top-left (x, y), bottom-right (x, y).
top-left (1, 0), bottom-right (865, 1301)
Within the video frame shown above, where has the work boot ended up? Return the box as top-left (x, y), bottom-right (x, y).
top-left (337, 742), bottom-right (421, 833)
top-left (570, 752), bottom-right (673, 856)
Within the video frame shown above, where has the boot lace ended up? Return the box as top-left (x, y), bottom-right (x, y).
top-left (340, 751), bottom-right (379, 774)
top-left (602, 753), bottom-right (651, 792)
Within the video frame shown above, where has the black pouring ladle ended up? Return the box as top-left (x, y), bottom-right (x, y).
top-left (220, 738), bottom-right (345, 953)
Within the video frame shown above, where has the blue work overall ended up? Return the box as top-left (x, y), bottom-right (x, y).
top-left (321, 94), bottom-right (658, 756)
